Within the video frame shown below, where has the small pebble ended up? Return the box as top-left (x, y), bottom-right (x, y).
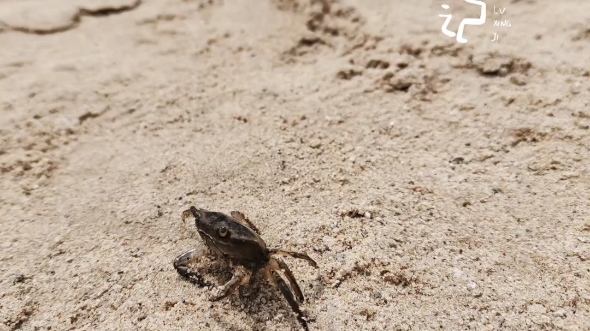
top-left (309, 140), bottom-right (322, 149)
top-left (527, 304), bottom-right (546, 314)
top-left (13, 274), bottom-right (25, 284)
top-left (323, 236), bottom-right (335, 246)
top-left (509, 74), bottom-right (527, 86)
top-left (451, 157), bottom-right (465, 164)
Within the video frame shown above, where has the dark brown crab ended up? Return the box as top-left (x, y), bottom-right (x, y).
top-left (173, 207), bottom-right (318, 330)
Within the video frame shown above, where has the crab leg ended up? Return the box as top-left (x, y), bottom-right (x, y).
top-left (270, 249), bottom-right (318, 268)
top-left (230, 211), bottom-right (261, 234)
top-left (173, 248), bottom-right (211, 287)
top-left (268, 269), bottom-right (309, 331)
top-left (208, 265), bottom-right (251, 301)
top-left (270, 257), bottom-right (305, 302)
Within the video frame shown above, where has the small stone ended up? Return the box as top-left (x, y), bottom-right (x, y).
top-left (453, 269), bottom-right (464, 278)
top-left (309, 140), bottom-right (322, 149)
top-left (13, 274), bottom-right (26, 284)
top-left (364, 212), bottom-right (372, 219)
top-left (467, 282), bottom-right (477, 290)
top-left (451, 157), bottom-right (465, 164)
top-left (527, 304), bottom-right (546, 314)
top-left (560, 172), bottom-right (579, 180)
top-left (509, 74), bottom-right (528, 86)
top-left (578, 237), bottom-right (590, 243)
top-left (322, 236), bottom-right (335, 246)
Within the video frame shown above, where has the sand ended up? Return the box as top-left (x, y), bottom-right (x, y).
top-left (1, 0), bottom-right (589, 330)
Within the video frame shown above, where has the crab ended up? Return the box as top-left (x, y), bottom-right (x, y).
top-left (173, 206), bottom-right (318, 330)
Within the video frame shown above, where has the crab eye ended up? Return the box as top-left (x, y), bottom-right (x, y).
top-left (218, 227), bottom-right (228, 237)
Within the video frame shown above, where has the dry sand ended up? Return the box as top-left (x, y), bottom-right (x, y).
top-left (1, 0), bottom-right (589, 330)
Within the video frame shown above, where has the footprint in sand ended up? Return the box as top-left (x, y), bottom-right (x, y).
top-left (0, 0), bottom-right (141, 35)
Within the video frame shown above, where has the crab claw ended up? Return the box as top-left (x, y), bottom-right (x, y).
top-left (181, 209), bottom-right (192, 223)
